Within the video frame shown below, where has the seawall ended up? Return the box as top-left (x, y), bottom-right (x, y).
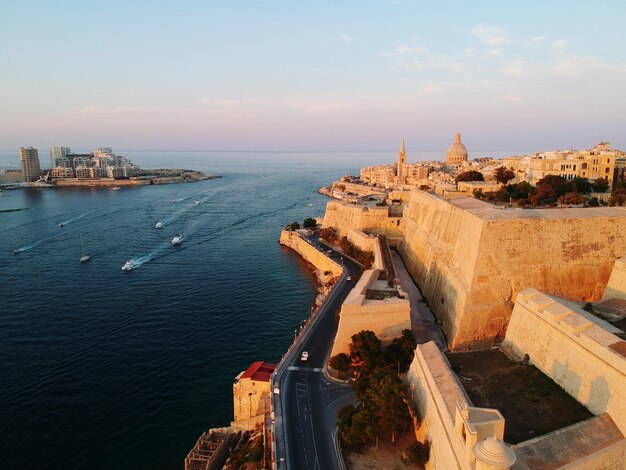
top-left (278, 229), bottom-right (343, 280)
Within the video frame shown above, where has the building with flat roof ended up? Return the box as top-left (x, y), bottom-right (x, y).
top-left (20, 146), bottom-right (41, 182)
top-left (49, 146), bottom-right (70, 168)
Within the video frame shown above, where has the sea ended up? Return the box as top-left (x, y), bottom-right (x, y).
top-left (0, 150), bottom-right (517, 469)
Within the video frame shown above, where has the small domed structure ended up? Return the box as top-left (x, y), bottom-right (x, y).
top-left (473, 437), bottom-right (516, 470)
top-left (445, 131), bottom-right (468, 163)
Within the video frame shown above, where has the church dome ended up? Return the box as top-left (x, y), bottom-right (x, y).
top-left (445, 131), bottom-right (468, 163)
top-left (473, 438), bottom-right (516, 469)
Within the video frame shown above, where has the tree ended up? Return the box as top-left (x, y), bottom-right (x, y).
top-left (529, 183), bottom-right (556, 206)
top-left (329, 353), bottom-right (350, 372)
top-left (364, 372), bottom-right (411, 443)
top-left (558, 192), bottom-right (586, 206)
top-left (494, 166), bottom-right (515, 185)
top-left (609, 188), bottom-right (626, 206)
top-left (455, 170), bottom-right (484, 184)
top-left (338, 405), bottom-right (377, 445)
top-left (536, 175), bottom-right (575, 197)
top-left (287, 221), bottom-right (300, 231)
top-left (572, 177), bottom-right (592, 194)
top-left (303, 217), bottom-right (317, 229)
top-left (506, 181), bottom-right (533, 200)
top-left (350, 330), bottom-right (383, 372)
top-left (406, 441), bottom-right (431, 465)
top-left (319, 227), bottom-right (338, 243)
top-left (592, 177), bottom-right (610, 193)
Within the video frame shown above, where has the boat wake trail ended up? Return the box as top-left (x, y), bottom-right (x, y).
top-left (58, 211), bottom-right (92, 227)
top-left (14, 233), bottom-right (62, 253)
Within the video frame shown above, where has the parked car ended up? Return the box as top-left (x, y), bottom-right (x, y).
top-left (347, 276), bottom-right (352, 281)
top-left (301, 351), bottom-right (309, 362)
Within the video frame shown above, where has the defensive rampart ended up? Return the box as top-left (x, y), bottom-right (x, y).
top-left (503, 288), bottom-right (626, 435)
top-left (278, 229), bottom-right (343, 278)
top-left (322, 200), bottom-right (403, 238)
top-left (399, 190), bottom-right (626, 349)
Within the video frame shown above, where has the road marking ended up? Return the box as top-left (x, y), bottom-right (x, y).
top-left (288, 366), bottom-right (323, 372)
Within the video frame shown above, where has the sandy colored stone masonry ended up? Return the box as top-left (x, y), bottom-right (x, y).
top-left (604, 257), bottom-right (626, 300)
top-left (322, 200), bottom-right (403, 238)
top-left (346, 229), bottom-right (384, 270)
top-left (503, 288), bottom-right (626, 436)
top-left (330, 269), bottom-right (411, 356)
top-left (278, 229), bottom-right (342, 278)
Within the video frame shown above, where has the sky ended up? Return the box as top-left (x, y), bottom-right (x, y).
top-left (1, 0), bottom-right (626, 153)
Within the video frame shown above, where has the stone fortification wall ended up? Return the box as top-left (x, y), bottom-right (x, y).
top-left (330, 268), bottom-right (411, 356)
top-left (503, 288), bottom-right (626, 436)
top-left (346, 229), bottom-right (384, 270)
top-left (399, 190), bottom-right (626, 349)
top-left (278, 230), bottom-right (343, 278)
top-left (332, 181), bottom-right (386, 197)
top-left (604, 257), bottom-right (626, 300)
top-left (322, 200), bottom-right (403, 238)
top-left (406, 341), bottom-right (471, 469)
top-left (399, 191), bottom-right (485, 349)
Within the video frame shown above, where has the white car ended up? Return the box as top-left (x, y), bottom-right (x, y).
top-left (301, 351), bottom-right (309, 362)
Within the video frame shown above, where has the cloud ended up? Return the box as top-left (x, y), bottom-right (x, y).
top-left (383, 45), bottom-right (466, 73)
top-left (67, 105), bottom-right (146, 116)
top-left (338, 33), bottom-right (355, 43)
top-left (470, 24), bottom-right (510, 46)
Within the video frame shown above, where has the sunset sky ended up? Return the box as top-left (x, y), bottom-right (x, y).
top-left (2, 0), bottom-right (626, 152)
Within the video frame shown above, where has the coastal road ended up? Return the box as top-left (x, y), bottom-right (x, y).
top-left (277, 237), bottom-right (361, 470)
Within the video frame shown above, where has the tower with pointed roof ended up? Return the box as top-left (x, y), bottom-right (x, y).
top-left (397, 138), bottom-right (407, 184)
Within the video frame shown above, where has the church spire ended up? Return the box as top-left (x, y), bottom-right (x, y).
top-left (400, 137), bottom-right (405, 154)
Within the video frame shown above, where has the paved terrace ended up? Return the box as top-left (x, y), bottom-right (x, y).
top-left (442, 192), bottom-right (626, 220)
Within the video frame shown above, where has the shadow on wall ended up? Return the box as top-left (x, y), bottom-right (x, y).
top-left (397, 240), bottom-right (457, 349)
top-left (589, 376), bottom-right (611, 415)
top-left (551, 360), bottom-right (583, 403)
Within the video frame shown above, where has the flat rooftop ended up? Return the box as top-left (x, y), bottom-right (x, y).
top-left (435, 192), bottom-right (626, 221)
top-left (447, 349), bottom-right (592, 444)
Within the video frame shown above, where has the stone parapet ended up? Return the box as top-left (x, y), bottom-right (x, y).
top-left (322, 200), bottom-right (403, 238)
top-left (278, 230), bottom-right (342, 278)
top-left (503, 288), bottom-right (626, 435)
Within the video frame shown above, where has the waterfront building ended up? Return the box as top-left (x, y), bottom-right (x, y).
top-left (20, 146), bottom-right (41, 182)
top-left (49, 146), bottom-right (70, 168)
top-left (232, 361), bottom-right (276, 430)
top-left (445, 131), bottom-right (468, 164)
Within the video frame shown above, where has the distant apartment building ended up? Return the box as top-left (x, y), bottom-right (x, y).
top-left (49, 146), bottom-right (71, 168)
top-left (51, 147), bottom-right (140, 179)
top-left (527, 142), bottom-right (625, 188)
top-left (20, 146), bottom-right (41, 182)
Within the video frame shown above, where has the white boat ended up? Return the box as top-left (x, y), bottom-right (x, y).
top-left (13, 249), bottom-right (20, 255)
top-left (195, 201), bottom-right (200, 205)
top-left (121, 260), bottom-right (134, 271)
top-left (112, 187), bottom-right (121, 190)
top-left (307, 203), bottom-right (313, 207)
top-left (171, 234), bottom-right (183, 246)
top-left (79, 235), bottom-right (91, 263)
top-left (59, 223), bottom-right (64, 228)
top-left (155, 220), bottom-right (164, 229)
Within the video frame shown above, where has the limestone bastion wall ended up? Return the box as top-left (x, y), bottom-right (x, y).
top-left (322, 200), bottom-right (403, 238)
top-left (604, 257), bottom-right (626, 300)
top-left (503, 288), bottom-right (626, 436)
top-left (406, 341), bottom-right (472, 470)
top-left (398, 190), bottom-right (626, 350)
top-left (278, 230), bottom-right (343, 278)
top-left (346, 229), bottom-right (384, 270)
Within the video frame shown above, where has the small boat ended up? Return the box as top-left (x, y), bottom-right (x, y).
top-left (121, 260), bottom-right (134, 271)
top-left (13, 249), bottom-right (20, 255)
top-left (172, 199), bottom-right (177, 203)
top-left (307, 203), bottom-right (313, 207)
top-left (79, 235), bottom-right (91, 263)
top-left (59, 223), bottom-right (64, 228)
top-left (171, 234), bottom-right (183, 246)
top-left (112, 187), bottom-right (121, 190)
top-left (195, 201), bottom-right (200, 205)
top-left (155, 220), bottom-right (164, 229)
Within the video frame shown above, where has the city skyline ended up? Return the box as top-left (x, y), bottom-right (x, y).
top-left (2, 1), bottom-right (626, 152)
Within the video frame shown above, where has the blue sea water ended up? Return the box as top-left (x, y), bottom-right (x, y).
top-left (0, 151), bottom-right (386, 469)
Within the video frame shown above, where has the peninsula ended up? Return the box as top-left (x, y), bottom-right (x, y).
top-left (2, 146), bottom-right (220, 189)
